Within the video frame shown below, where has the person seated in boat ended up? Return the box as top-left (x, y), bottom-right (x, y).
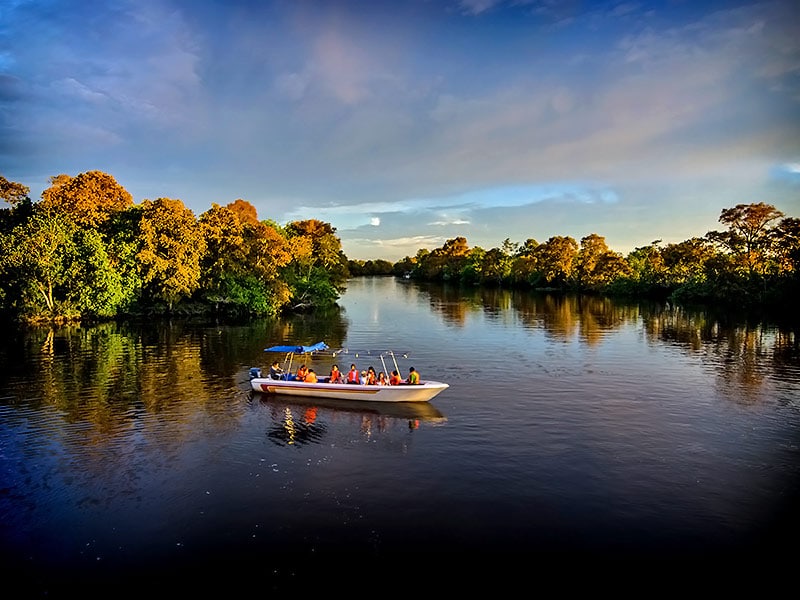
top-left (295, 364), bottom-right (308, 381)
top-left (360, 370), bottom-right (368, 384)
top-left (269, 361), bottom-right (283, 380)
top-left (304, 369), bottom-right (318, 383)
top-left (328, 364), bottom-right (343, 383)
top-left (406, 366), bottom-right (420, 385)
top-left (377, 372), bottom-right (388, 386)
top-left (346, 364), bottom-right (360, 384)
top-left (365, 366), bottom-right (377, 385)
top-left (389, 370), bottom-right (403, 385)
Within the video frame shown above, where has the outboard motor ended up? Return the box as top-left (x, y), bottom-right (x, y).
top-left (249, 367), bottom-right (262, 380)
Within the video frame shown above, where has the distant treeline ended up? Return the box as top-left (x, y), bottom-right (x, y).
top-left (2, 171), bottom-right (798, 324)
top-left (348, 202), bottom-right (800, 315)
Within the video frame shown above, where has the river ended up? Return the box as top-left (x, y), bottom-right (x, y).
top-left (1, 276), bottom-right (798, 593)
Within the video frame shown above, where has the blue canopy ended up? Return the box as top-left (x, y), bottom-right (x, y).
top-left (264, 342), bottom-right (329, 353)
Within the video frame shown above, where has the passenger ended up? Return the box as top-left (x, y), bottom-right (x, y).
top-left (329, 364), bottom-right (342, 383)
top-left (346, 364), bottom-right (360, 384)
top-left (389, 370), bottom-right (403, 386)
top-left (365, 366), bottom-right (377, 385)
top-left (269, 361), bottom-right (283, 380)
top-left (377, 372), bottom-right (388, 386)
top-left (304, 369), bottom-right (318, 383)
top-left (406, 366), bottom-right (420, 385)
top-left (295, 364), bottom-right (308, 381)
top-left (360, 370), bottom-right (368, 385)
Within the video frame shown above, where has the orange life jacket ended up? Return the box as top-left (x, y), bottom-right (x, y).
top-left (389, 373), bottom-right (402, 385)
top-left (305, 371), bottom-right (317, 383)
top-left (347, 368), bottom-right (360, 383)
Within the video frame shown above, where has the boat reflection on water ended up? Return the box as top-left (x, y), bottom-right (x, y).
top-left (253, 392), bottom-right (448, 447)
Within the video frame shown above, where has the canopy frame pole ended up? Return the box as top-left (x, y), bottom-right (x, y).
top-left (286, 352), bottom-right (294, 379)
top-left (390, 351), bottom-right (401, 376)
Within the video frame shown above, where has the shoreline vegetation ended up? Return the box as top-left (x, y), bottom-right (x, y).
top-left (2, 171), bottom-right (798, 327)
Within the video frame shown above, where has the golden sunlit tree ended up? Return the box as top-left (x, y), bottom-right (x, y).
top-left (575, 234), bottom-right (630, 291)
top-left (660, 238), bottom-right (716, 284)
top-left (244, 217), bottom-right (293, 311)
top-left (136, 198), bottom-right (206, 311)
top-left (40, 171), bottom-right (133, 229)
top-left (510, 238), bottom-right (539, 287)
top-left (280, 219), bottom-right (348, 310)
top-left (534, 235), bottom-right (578, 289)
top-left (0, 175), bottom-right (29, 205)
top-left (418, 237), bottom-right (470, 280)
top-left (705, 203), bottom-right (785, 277)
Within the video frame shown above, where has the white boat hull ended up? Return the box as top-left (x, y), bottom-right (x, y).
top-left (250, 377), bottom-right (449, 402)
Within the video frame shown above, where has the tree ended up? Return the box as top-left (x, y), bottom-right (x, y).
top-left (136, 198), bottom-right (206, 311)
top-left (227, 198), bottom-right (260, 226)
top-left (534, 236), bottom-right (578, 289)
top-left (509, 238), bottom-right (540, 287)
top-left (479, 240), bottom-right (515, 286)
top-left (286, 219), bottom-right (349, 280)
top-left (281, 219), bottom-right (346, 311)
top-left (1, 207), bottom-right (77, 315)
top-left (705, 202), bottom-right (785, 277)
top-left (661, 238), bottom-right (715, 284)
top-left (63, 228), bottom-right (128, 317)
top-left (199, 203), bottom-right (247, 285)
top-left (417, 237), bottom-right (470, 281)
top-left (773, 217), bottom-right (800, 275)
top-left (40, 171), bottom-right (134, 229)
top-left (0, 175), bottom-right (30, 205)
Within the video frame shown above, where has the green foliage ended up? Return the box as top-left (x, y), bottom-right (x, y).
top-left (348, 259), bottom-right (394, 276)
top-left (65, 228), bottom-right (128, 317)
top-left (203, 272), bottom-right (277, 317)
top-left (286, 266), bottom-right (341, 311)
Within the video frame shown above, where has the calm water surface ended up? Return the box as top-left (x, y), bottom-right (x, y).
top-left (1, 277), bottom-right (799, 592)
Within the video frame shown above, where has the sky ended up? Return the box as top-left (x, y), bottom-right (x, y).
top-left (2, 0), bottom-right (799, 262)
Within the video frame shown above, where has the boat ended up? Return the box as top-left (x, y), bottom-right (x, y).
top-left (248, 341), bottom-right (449, 403)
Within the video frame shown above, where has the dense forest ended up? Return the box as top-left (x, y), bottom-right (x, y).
top-left (2, 171), bottom-right (798, 324)
top-left (0, 171), bottom-right (349, 323)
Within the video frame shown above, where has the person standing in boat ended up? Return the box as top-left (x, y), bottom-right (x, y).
top-left (406, 367), bottom-right (420, 385)
top-left (389, 370), bottom-right (402, 385)
top-left (329, 364), bottom-right (343, 383)
top-left (346, 364), bottom-right (360, 384)
top-left (295, 364), bottom-right (308, 381)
